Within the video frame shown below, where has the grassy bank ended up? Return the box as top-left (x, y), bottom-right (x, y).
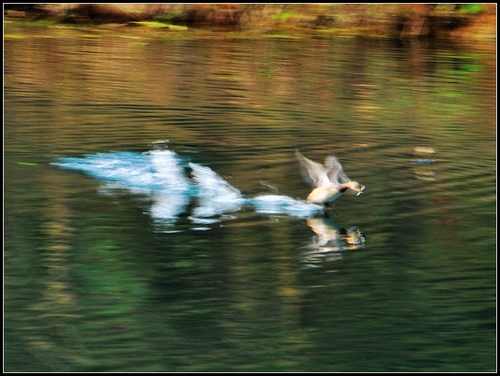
top-left (4, 4), bottom-right (496, 41)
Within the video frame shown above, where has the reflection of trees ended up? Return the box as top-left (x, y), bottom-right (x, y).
top-left (5, 163), bottom-right (82, 371)
top-left (5, 31), bottom-right (494, 146)
top-left (4, 160), bottom-right (314, 371)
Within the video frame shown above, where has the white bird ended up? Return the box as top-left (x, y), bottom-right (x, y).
top-left (295, 150), bottom-right (365, 205)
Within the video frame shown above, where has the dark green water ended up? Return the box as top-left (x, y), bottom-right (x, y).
top-left (4, 26), bottom-right (496, 372)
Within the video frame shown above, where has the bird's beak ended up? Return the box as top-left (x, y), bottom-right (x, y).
top-left (356, 185), bottom-right (366, 196)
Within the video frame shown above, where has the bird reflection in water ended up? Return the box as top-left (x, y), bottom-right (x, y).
top-left (301, 214), bottom-right (365, 268)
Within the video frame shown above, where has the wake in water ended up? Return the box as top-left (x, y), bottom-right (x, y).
top-left (52, 148), bottom-right (323, 229)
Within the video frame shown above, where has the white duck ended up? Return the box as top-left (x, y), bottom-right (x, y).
top-left (295, 150), bottom-right (365, 205)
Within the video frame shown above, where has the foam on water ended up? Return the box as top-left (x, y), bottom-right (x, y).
top-left (149, 150), bottom-right (191, 193)
top-left (249, 195), bottom-right (323, 218)
top-left (149, 192), bottom-right (190, 222)
top-left (52, 149), bottom-right (323, 227)
top-left (189, 162), bottom-right (245, 219)
top-left (54, 151), bottom-right (191, 194)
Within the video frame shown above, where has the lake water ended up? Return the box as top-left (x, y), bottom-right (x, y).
top-left (4, 25), bottom-right (496, 372)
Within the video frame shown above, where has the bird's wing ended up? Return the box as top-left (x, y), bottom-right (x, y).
top-left (295, 150), bottom-right (330, 188)
top-left (324, 155), bottom-right (350, 184)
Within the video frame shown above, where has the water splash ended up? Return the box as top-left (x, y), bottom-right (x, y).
top-left (249, 195), bottom-right (323, 217)
top-left (189, 162), bottom-right (245, 219)
top-left (149, 150), bottom-right (191, 193)
top-left (54, 151), bottom-right (191, 194)
top-left (52, 149), bottom-right (323, 229)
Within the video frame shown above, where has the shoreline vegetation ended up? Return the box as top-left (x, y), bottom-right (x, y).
top-left (4, 4), bottom-right (496, 41)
